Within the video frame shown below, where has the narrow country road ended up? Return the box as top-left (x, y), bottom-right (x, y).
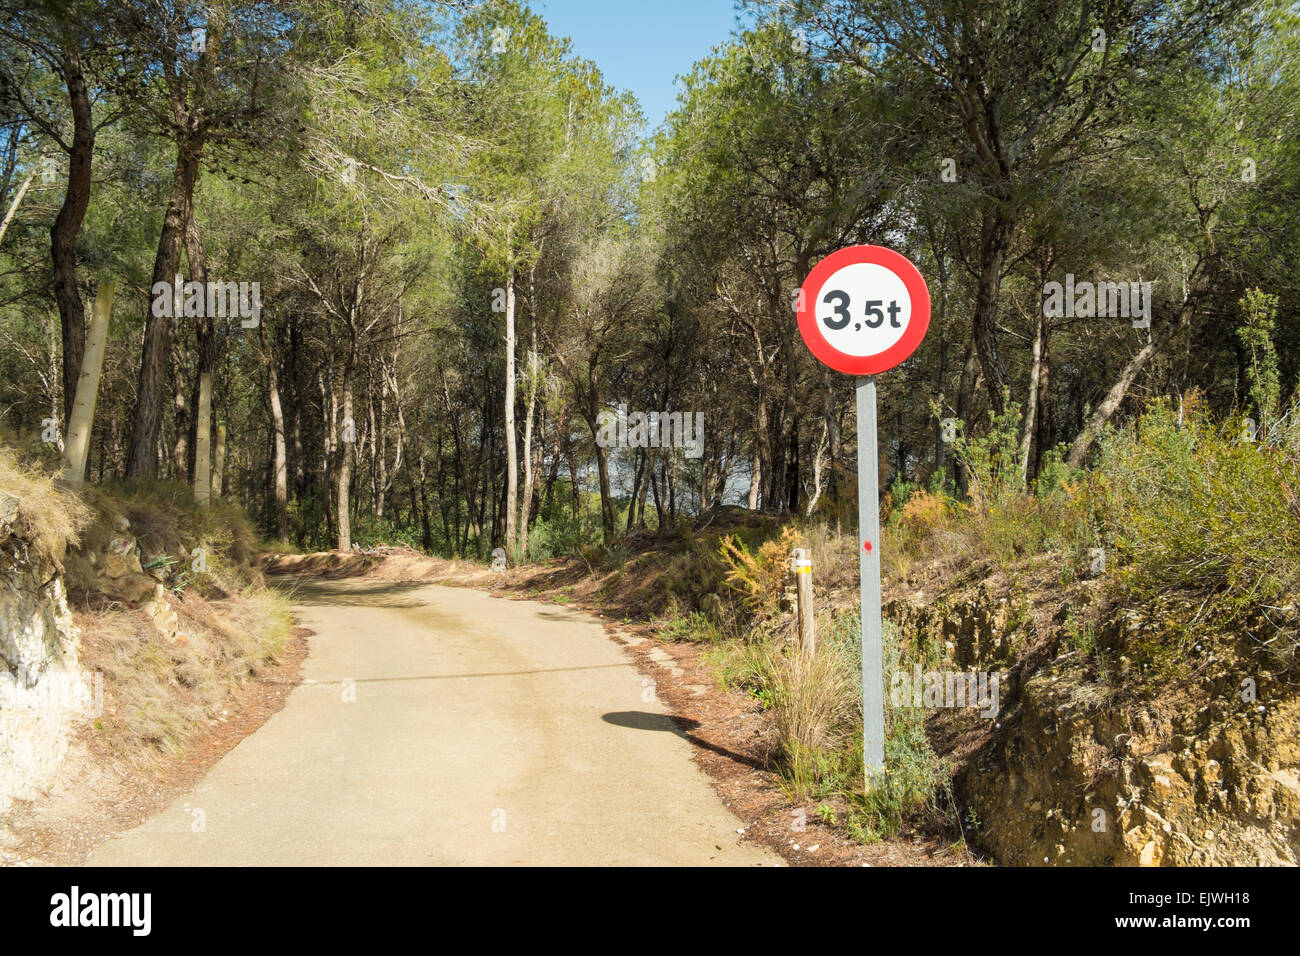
top-left (87, 579), bottom-right (777, 866)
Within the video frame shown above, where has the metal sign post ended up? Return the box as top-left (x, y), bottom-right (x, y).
top-left (856, 376), bottom-right (885, 786)
top-left (795, 245), bottom-right (930, 795)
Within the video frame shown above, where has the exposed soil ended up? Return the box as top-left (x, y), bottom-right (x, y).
top-left (0, 627), bottom-right (308, 866)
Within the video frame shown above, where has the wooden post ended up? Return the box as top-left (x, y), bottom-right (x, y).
top-left (793, 547), bottom-right (815, 659)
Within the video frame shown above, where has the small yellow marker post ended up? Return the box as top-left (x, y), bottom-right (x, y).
top-left (792, 548), bottom-right (815, 661)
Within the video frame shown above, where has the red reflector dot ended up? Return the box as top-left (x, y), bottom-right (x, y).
top-left (864, 541), bottom-right (873, 552)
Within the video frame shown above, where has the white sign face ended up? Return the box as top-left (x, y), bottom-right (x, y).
top-left (814, 262), bottom-right (913, 358)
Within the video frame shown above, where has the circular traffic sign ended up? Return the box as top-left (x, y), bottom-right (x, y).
top-left (796, 245), bottom-right (930, 375)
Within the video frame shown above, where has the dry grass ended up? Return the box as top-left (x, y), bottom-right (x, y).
top-left (76, 585), bottom-right (292, 763)
top-left (762, 635), bottom-right (859, 788)
top-left (0, 444), bottom-right (91, 557)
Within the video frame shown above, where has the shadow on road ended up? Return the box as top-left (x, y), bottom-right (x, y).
top-left (602, 710), bottom-right (765, 771)
top-left (271, 577), bottom-right (432, 608)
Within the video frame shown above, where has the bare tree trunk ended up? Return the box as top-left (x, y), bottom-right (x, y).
top-left (1031, 321), bottom-right (1052, 482)
top-left (171, 336), bottom-right (189, 480)
top-left (804, 419), bottom-right (829, 517)
top-left (567, 438), bottom-right (580, 520)
top-left (1066, 268), bottom-right (1208, 468)
top-left (636, 448), bottom-right (652, 526)
top-left (369, 378), bottom-right (384, 518)
top-left (747, 395), bottom-right (767, 509)
top-left (822, 366), bottom-right (843, 507)
top-left (519, 343), bottom-right (538, 557)
top-left (972, 204), bottom-right (1014, 414)
top-left (380, 356), bottom-right (405, 515)
top-left (1019, 308), bottom-right (1046, 482)
top-left (183, 211), bottom-right (215, 506)
top-left (194, 371), bottom-right (213, 506)
top-left (263, 325), bottom-right (289, 543)
top-left (504, 260), bottom-right (519, 558)
top-left (62, 281), bottom-right (115, 483)
top-left (442, 371), bottom-right (478, 542)
top-left (0, 168), bottom-right (34, 248)
top-left (594, 438), bottom-right (614, 539)
top-left (955, 339), bottom-right (981, 498)
top-left (212, 422), bottom-right (226, 499)
top-left (337, 367), bottom-right (354, 550)
top-left (626, 446), bottom-right (644, 533)
top-left (321, 369), bottom-right (336, 545)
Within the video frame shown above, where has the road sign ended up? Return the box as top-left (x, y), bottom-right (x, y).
top-left (795, 245), bottom-right (931, 790)
top-left (796, 245), bottom-right (930, 375)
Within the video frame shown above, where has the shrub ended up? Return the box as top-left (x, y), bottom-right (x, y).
top-left (1094, 395), bottom-right (1300, 669)
top-left (718, 525), bottom-right (802, 619)
top-left (900, 488), bottom-right (951, 536)
top-left (658, 610), bottom-right (724, 644)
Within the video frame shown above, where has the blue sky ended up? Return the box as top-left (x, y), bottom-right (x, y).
top-left (526, 0), bottom-right (753, 131)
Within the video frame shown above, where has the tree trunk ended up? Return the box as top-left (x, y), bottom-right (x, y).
top-left (337, 367), bottom-right (354, 550)
top-left (955, 339), bottom-right (981, 498)
top-left (127, 131), bottom-right (205, 479)
top-left (747, 394), bottom-right (767, 509)
top-left (264, 325), bottom-right (289, 543)
top-left (61, 281), bottom-right (115, 483)
top-left (626, 446), bottom-right (645, 533)
top-left (212, 422), bottom-right (226, 499)
top-left (1019, 307), bottom-right (1046, 483)
top-left (1066, 266), bottom-right (1209, 468)
top-left (504, 261), bottom-right (518, 558)
top-left (0, 168), bottom-right (34, 248)
top-left (183, 210), bottom-right (215, 506)
top-left (972, 205), bottom-right (1014, 414)
top-left (1031, 321), bottom-right (1052, 482)
top-left (594, 437), bottom-right (614, 539)
top-left (171, 335), bottom-right (189, 480)
top-left (194, 371), bottom-right (213, 506)
top-left (567, 438), bottom-right (580, 520)
top-left (520, 346), bottom-right (538, 557)
top-left (52, 47), bottom-right (94, 428)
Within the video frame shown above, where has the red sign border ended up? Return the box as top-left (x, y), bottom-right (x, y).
top-left (797, 245), bottom-right (931, 376)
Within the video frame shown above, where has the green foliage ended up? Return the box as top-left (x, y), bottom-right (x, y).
top-left (525, 508), bottom-right (606, 561)
top-left (1095, 396), bottom-right (1300, 667)
top-left (890, 407), bottom-right (1092, 572)
top-left (348, 515), bottom-right (424, 551)
top-left (953, 395), bottom-right (1025, 509)
top-left (1238, 288), bottom-right (1281, 430)
top-left (658, 610), bottom-right (724, 644)
top-left (600, 541), bottom-right (631, 570)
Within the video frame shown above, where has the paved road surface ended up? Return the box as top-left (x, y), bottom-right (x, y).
top-left (88, 579), bottom-right (776, 866)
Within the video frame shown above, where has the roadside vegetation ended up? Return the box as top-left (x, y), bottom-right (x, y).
top-left (2, 441), bottom-right (294, 765)
top-left (633, 382), bottom-right (1300, 846)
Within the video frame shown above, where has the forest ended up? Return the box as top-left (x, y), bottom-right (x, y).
top-left (1, 0), bottom-right (1297, 563)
